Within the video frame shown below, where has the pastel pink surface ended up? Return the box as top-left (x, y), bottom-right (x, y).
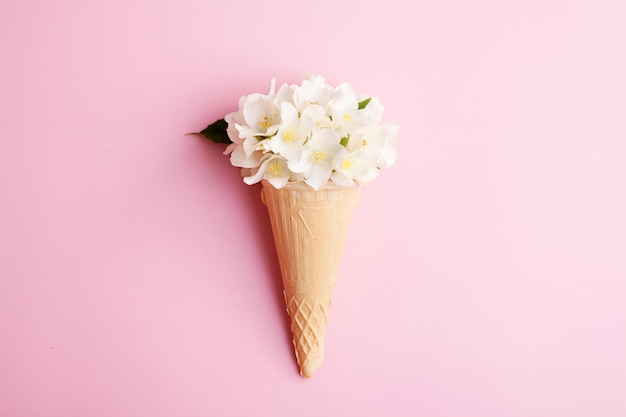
top-left (1, 1), bottom-right (625, 416)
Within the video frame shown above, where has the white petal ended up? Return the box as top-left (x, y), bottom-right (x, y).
top-left (266, 175), bottom-right (289, 189)
top-left (242, 159), bottom-right (269, 185)
top-left (330, 171), bottom-right (355, 186)
top-left (305, 163), bottom-right (332, 190)
top-left (230, 145), bottom-right (261, 169)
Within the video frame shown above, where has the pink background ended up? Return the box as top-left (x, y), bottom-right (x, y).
top-left (1, 1), bottom-right (625, 416)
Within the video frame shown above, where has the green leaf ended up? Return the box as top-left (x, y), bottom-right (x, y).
top-left (340, 136), bottom-right (349, 147)
top-left (358, 98), bottom-right (371, 110)
top-left (189, 118), bottom-right (232, 144)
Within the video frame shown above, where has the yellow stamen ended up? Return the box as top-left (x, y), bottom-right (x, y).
top-left (342, 159), bottom-right (352, 170)
top-left (283, 129), bottom-right (296, 142)
top-left (258, 116), bottom-right (272, 130)
top-left (361, 139), bottom-right (368, 150)
top-left (267, 160), bottom-right (282, 177)
top-left (311, 151), bottom-right (326, 164)
top-left (343, 114), bottom-right (353, 122)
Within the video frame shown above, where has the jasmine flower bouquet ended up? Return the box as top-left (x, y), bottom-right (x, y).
top-left (198, 75), bottom-right (398, 190)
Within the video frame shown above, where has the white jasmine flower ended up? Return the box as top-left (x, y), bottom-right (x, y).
top-left (268, 102), bottom-right (313, 162)
top-left (290, 129), bottom-right (347, 190)
top-left (331, 152), bottom-right (379, 187)
top-left (294, 75), bottom-right (336, 111)
top-left (238, 94), bottom-right (281, 139)
top-left (243, 155), bottom-right (291, 189)
top-left (329, 94), bottom-right (366, 138)
top-left (301, 104), bottom-right (333, 130)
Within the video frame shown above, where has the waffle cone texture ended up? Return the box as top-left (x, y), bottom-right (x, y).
top-left (261, 180), bottom-right (361, 377)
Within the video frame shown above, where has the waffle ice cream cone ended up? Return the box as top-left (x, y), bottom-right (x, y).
top-left (261, 180), bottom-right (361, 377)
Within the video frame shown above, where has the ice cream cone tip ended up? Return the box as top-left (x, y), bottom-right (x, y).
top-left (301, 365), bottom-right (316, 378)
